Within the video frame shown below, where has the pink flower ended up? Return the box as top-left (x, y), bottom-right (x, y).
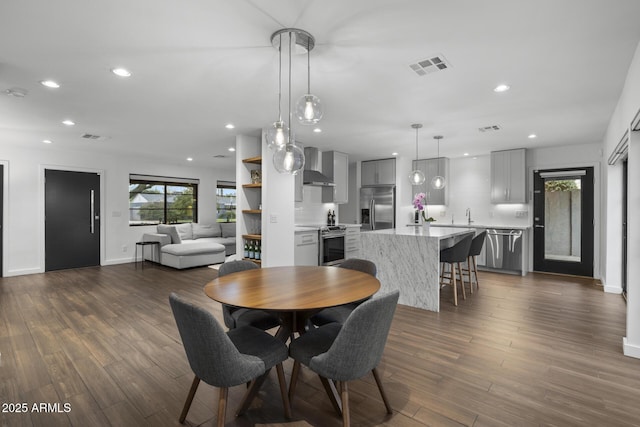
top-left (413, 192), bottom-right (426, 211)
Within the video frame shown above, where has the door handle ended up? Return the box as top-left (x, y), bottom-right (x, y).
top-left (90, 190), bottom-right (95, 234)
top-left (534, 225), bottom-right (545, 228)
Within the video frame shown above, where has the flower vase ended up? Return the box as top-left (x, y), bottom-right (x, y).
top-left (422, 221), bottom-right (430, 232)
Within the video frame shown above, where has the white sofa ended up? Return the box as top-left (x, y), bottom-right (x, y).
top-left (142, 222), bottom-right (236, 269)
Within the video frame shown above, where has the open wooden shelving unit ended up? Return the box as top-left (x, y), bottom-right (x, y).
top-left (242, 155), bottom-right (263, 266)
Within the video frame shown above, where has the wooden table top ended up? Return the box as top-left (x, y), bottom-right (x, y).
top-left (204, 265), bottom-right (381, 311)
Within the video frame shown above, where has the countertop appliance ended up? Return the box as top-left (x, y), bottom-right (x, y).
top-left (360, 186), bottom-right (395, 231)
top-left (319, 225), bottom-right (346, 266)
top-left (485, 228), bottom-right (523, 274)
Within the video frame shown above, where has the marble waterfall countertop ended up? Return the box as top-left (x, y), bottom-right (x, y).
top-left (361, 226), bottom-right (476, 312)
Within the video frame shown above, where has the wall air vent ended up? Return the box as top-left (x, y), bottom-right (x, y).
top-left (213, 155), bottom-right (227, 158)
top-left (409, 54), bottom-right (451, 76)
top-left (478, 125), bottom-right (501, 132)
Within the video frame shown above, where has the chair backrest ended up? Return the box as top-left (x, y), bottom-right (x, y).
top-left (440, 234), bottom-right (473, 263)
top-left (309, 290), bottom-right (400, 381)
top-left (169, 293), bottom-right (265, 387)
top-left (339, 258), bottom-right (377, 277)
top-left (469, 231), bottom-right (487, 257)
top-left (218, 259), bottom-right (259, 277)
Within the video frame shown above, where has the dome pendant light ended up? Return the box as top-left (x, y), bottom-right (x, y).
top-left (409, 124), bottom-right (426, 185)
top-left (295, 33), bottom-right (322, 125)
top-left (431, 135), bottom-right (446, 189)
top-left (273, 29), bottom-right (305, 174)
top-left (266, 33), bottom-right (289, 150)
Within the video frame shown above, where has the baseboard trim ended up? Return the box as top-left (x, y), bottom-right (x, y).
top-left (4, 267), bottom-right (43, 277)
top-left (623, 337), bottom-right (640, 359)
top-left (103, 258), bottom-right (132, 266)
top-left (604, 285), bottom-right (623, 294)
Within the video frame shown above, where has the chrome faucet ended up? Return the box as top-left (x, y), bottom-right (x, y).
top-left (466, 208), bottom-right (473, 225)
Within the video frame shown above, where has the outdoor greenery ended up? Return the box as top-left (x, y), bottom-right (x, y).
top-left (129, 182), bottom-right (197, 225)
top-left (545, 179), bottom-right (579, 192)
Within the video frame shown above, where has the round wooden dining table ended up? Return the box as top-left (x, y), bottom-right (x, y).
top-left (204, 265), bottom-right (381, 338)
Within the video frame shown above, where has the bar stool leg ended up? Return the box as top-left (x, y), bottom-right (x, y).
top-left (473, 256), bottom-right (480, 290)
top-left (451, 263), bottom-right (458, 306)
top-left (457, 262), bottom-right (466, 300)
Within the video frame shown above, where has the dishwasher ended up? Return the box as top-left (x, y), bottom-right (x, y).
top-left (485, 229), bottom-right (523, 274)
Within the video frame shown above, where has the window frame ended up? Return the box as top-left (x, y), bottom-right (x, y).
top-left (216, 180), bottom-right (237, 223)
top-left (129, 174), bottom-right (199, 226)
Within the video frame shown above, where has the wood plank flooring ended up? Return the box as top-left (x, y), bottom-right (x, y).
top-left (1, 263), bottom-right (639, 426)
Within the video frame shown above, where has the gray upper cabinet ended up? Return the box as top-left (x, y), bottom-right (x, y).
top-left (361, 158), bottom-right (396, 186)
top-left (490, 148), bottom-right (526, 203)
top-left (322, 151), bottom-right (349, 203)
top-left (411, 157), bottom-right (449, 205)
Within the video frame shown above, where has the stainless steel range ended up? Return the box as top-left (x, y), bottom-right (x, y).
top-left (319, 225), bottom-right (347, 266)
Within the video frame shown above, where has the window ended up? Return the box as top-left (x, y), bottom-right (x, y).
top-left (129, 175), bottom-right (198, 225)
top-left (216, 180), bottom-right (236, 223)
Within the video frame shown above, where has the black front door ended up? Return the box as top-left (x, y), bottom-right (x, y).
top-left (533, 167), bottom-right (594, 277)
top-left (45, 170), bottom-right (100, 271)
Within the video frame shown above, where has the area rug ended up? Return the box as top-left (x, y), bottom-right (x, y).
top-left (208, 254), bottom-right (240, 270)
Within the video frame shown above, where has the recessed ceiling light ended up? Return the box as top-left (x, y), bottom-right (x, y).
top-left (225, 123), bottom-right (235, 129)
top-left (186, 157), bottom-right (193, 162)
top-left (494, 84), bottom-right (510, 93)
top-left (42, 139), bottom-right (52, 144)
top-left (40, 80), bottom-right (60, 88)
top-left (62, 120), bottom-right (75, 126)
top-left (111, 68), bottom-right (131, 77)
top-left (228, 147), bottom-right (236, 152)
top-left (313, 128), bottom-right (322, 133)
top-left (463, 153), bottom-right (469, 156)
top-left (528, 133), bottom-right (537, 139)
top-left (392, 152), bottom-right (398, 156)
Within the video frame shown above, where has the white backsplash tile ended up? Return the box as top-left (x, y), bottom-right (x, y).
top-left (294, 186), bottom-right (337, 225)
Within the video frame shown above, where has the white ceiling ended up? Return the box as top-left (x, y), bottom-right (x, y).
top-left (2, 0), bottom-right (640, 168)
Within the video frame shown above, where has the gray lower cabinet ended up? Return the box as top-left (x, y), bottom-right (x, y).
top-left (294, 230), bottom-right (319, 266)
top-left (411, 157), bottom-right (449, 205)
top-left (361, 158), bottom-right (396, 186)
top-left (490, 149), bottom-right (526, 203)
top-left (344, 226), bottom-right (361, 259)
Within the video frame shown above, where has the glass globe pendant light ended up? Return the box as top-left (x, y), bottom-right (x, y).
top-left (295, 34), bottom-right (323, 125)
top-left (271, 28), bottom-right (305, 174)
top-left (267, 33), bottom-right (289, 149)
top-left (408, 124), bottom-right (426, 185)
top-left (431, 135), bottom-right (446, 189)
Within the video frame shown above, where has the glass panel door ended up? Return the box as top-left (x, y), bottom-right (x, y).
top-left (533, 167), bottom-right (594, 277)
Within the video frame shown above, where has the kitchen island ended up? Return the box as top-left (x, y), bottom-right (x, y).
top-left (361, 226), bottom-right (475, 312)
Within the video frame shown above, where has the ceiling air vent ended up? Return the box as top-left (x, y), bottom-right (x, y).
top-left (81, 133), bottom-right (107, 141)
top-left (478, 125), bottom-right (501, 133)
top-left (409, 54), bottom-right (451, 76)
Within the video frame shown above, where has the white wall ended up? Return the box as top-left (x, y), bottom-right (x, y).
top-left (602, 40), bottom-right (640, 358)
top-left (1, 145), bottom-right (233, 276)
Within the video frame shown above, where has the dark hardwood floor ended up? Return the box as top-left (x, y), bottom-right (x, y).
top-left (1, 263), bottom-right (639, 426)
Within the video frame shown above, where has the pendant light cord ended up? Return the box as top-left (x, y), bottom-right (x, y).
top-left (307, 38), bottom-right (311, 93)
top-left (288, 31), bottom-right (293, 143)
top-left (415, 127), bottom-right (419, 160)
top-left (278, 34), bottom-right (282, 121)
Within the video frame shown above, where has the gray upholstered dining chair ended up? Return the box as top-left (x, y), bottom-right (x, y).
top-left (439, 234), bottom-right (474, 306)
top-left (310, 258), bottom-right (377, 326)
top-left (463, 231), bottom-right (486, 294)
top-left (289, 290), bottom-right (399, 427)
top-left (218, 260), bottom-right (281, 331)
top-left (169, 293), bottom-right (291, 426)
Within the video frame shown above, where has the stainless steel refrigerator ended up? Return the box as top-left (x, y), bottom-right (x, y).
top-left (360, 186), bottom-right (396, 231)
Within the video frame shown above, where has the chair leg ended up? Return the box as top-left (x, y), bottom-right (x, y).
top-left (320, 376), bottom-right (343, 417)
top-left (217, 387), bottom-right (228, 427)
top-left (473, 256), bottom-right (480, 290)
top-left (372, 367), bottom-right (393, 414)
top-left (179, 375), bottom-right (200, 423)
top-left (467, 256), bottom-right (473, 294)
top-left (289, 360), bottom-right (301, 404)
top-left (457, 262), bottom-right (466, 300)
top-left (340, 381), bottom-right (350, 427)
top-left (451, 263), bottom-right (458, 306)
top-left (236, 369), bottom-right (270, 416)
top-left (276, 363), bottom-right (292, 419)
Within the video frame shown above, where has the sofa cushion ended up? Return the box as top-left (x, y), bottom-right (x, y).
top-left (162, 241), bottom-right (225, 256)
top-left (220, 222), bottom-right (236, 238)
top-left (175, 223), bottom-right (193, 241)
top-left (192, 223), bottom-right (222, 239)
top-left (157, 224), bottom-right (181, 244)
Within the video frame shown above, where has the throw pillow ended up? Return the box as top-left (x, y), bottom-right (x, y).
top-left (175, 223), bottom-right (193, 241)
top-left (220, 222), bottom-right (236, 238)
top-left (192, 223), bottom-right (222, 239)
top-left (157, 224), bottom-right (181, 244)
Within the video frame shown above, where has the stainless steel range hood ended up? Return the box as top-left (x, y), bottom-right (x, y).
top-left (303, 147), bottom-right (335, 186)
